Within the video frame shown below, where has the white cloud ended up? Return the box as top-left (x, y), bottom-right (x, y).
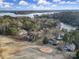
top-left (19, 0), bottom-right (28, 6)
top-left (59, 1), bottom-right (65, 4)
top-left (0, 2), bottom-right (13, 9)
top-left (53, 0), bottom-right (77, 4)
top-left (62, 6), bottom-right (79, 10)
top-left (37, 0), bottom-right (51, 5)
top-left (53, 0), bottom-right (61, 2)
top-left (4, 4), bottom-right (11, 8)
top-left (52, 4), bottom-right (57, 7)
top-left (26, 3), bottom-right (58, 10)
top-left (0, 2), bottom-right (3, 4)
top-left (32, 5), bottom-right (37, 9)
top-left (0, 0), bottom-right (11, 8)
top-left (59, 1), bottom-right (77, 4)
top-left (0, 0), bottom-right (3, 6)
top-left (35, 6), bottom-right (51, 10)
top-left (3, 2), bottom-right (13, 8)
top-left (26, 4), bottom-right (37, 9)
top-left (0, 0), bottom-right (3, 2)
top-left (66, 1), bottom-right (77, 4)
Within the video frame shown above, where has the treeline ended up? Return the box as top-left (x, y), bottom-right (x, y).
top-left (35, 12), bottom-right (79, 27)
top-left (0, 15), bottom-right (37, 35)
top-left (53, 12), bottom-right (79, 27)
top-left (0, 15), bottom-right (57, 35)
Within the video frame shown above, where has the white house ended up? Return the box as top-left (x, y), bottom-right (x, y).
top-left (63, 43), bottom-right (76, 51)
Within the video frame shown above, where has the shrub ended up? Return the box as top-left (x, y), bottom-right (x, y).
top-left (43, 37), bottom-right (48, 44)
top-left (76, 51), bottom-right (79, 59)
top-left (7, 27), bottom-right (18, 35)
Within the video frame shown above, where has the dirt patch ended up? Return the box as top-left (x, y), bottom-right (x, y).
top-left (0, 36), bottom-right (28, 59)
top-left (39, 47), bottom-right (53, 54)
top-left (0, 36), bottom-right (69, 59)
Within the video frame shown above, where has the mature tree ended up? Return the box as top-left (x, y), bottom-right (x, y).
top-left (63, 30), bottom-right (79, 48)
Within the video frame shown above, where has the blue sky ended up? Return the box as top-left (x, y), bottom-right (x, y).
top-left (0, 0), bottom-right (79, 10)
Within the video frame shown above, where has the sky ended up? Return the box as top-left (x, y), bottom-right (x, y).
top-left (0, 0), bottom-right (79, 10)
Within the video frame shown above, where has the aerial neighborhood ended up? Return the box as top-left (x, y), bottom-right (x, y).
top-left (0, 12), bottom-right (79, 59)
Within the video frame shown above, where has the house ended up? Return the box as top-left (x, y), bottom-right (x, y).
top-left (48, 38), bottom-right (59, 45)
top-left (63, 43), bottom-right (76, 51)
top-left (56, 34), bottom-right (64, 40)
top-left (56, 32), bottom-right (65, 40)
top-left (58, 43), bottom-right (76, 52)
